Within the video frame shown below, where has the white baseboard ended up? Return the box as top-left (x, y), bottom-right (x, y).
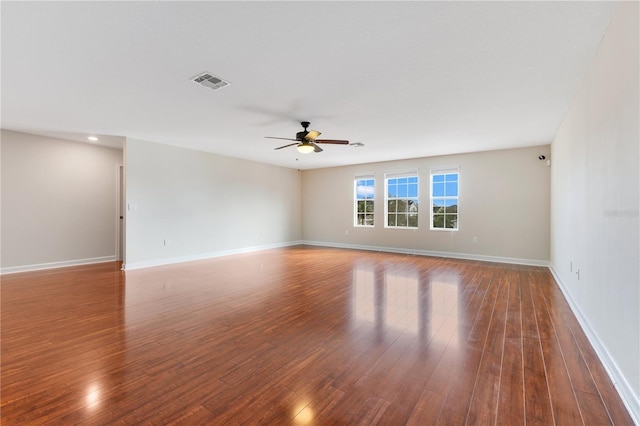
top-left (123, 240), bottom-right (303, 271)
top-left (301, 240), bottom-right (550, 267)
top-left (549, 265), bottom-right (640, 424)
top-left (1, 255), bottom-right (117, 275)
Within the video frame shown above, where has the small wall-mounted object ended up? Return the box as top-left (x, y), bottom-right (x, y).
top-left (538, 155), bottom-right (551, 167)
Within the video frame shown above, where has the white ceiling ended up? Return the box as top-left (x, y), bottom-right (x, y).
top-left (1, 1), bottom-right (615, 170)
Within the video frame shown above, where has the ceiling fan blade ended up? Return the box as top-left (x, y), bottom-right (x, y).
top-left (306, 130), bottom-right (321, 140)
top-left (315, 139), bottom-right (349, 145)
top-left (274, 142), bottom-right (299, 150)
top-left (265, 136), bottom-right (298, 141)
top-left (311, 142), bottom-right (323, 153)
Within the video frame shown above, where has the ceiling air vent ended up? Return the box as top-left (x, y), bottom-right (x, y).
top-left (191, 72), bottom-right (231, 91)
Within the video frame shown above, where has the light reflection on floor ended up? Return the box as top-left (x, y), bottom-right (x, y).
top-left (352, 265), bottom-right (376, 323)
top-left (352, 264), bottom-right (461, 345)
top-left (385, 269), bottom-right (420, 333)
top-left (429, 277), bottom-right (460, 347)
top-left (85, 383), bottom-right (101, 410)
top-left (292, 403), bottom-right (314, 425)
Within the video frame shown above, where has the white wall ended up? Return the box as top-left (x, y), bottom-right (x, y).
top-left (124, 138), bottom-right (302, 269)
top-left (1, 130), bottom-right (123, 272)
top-left (302, 145), bottom-right (550, 264)
top-left (550, 1), bottom-right (639, 419)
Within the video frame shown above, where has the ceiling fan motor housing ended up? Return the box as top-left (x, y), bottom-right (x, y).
top-left (297, 121), bottom-right (311, 140)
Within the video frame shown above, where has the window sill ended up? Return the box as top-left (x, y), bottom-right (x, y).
top-left (384, 226), bottom-right (419, 230)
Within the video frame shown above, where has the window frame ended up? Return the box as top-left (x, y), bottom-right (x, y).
top-left (354, 176), bottom-right (375, 227)
top-left (384, 171), bottom-right (419, 229)
top-left (430, 167), bottom-right (459, 231)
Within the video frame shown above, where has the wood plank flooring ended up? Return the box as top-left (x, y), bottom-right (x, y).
top-left (1, 246), bottom-right (634, 425)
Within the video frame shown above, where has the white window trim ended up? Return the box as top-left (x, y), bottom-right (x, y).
top-left (384, 170), bottom-right (419, 229)
top-left (354, 175), bottom-right (375, 228)
top-left (430, 166), bottom-right (459, 231)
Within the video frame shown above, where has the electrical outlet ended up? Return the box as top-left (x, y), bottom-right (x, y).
top-left (576, 269), bottom-right (580, 280)
top-left (163, 239), bottom-right (170, 246)
top-left (345, 230), bottom-right (349, 236)
top-left (472, 236), bottom-right (478, 243)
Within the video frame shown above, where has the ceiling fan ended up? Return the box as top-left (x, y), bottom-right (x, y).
top-left (266, 121), bottom-right (349, 153)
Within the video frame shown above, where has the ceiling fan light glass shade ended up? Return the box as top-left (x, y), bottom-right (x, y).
top-left (306, 130), bottom-right (321, 140)
top-left (297, 143), bottom-right (315, 154)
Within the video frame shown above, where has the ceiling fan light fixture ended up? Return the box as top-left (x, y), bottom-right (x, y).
top-left (297, 143), bottom-right (315, 154)
top-left (267, 121), bottom-right (349, 153)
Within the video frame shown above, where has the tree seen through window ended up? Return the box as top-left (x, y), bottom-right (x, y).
top-left (355, 178), bottom-right (375, 226)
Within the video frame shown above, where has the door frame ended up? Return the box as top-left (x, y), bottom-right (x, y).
top-left (116, 164), bottom-right (124, 262)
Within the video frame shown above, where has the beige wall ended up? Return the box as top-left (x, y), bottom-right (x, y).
top-left (550, 1), bottom-right (639, 416)
top-left (124, 138), bottom-right (302, 269)
top-left (1, 130), bottom-right (123, 271)
top-left (302, 145), bottom-right (550, 263)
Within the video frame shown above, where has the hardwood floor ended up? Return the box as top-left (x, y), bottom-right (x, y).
top-left (1, 246), bottom-right (634, 425)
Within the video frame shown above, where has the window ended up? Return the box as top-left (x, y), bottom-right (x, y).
top-left (385, 172), bottom-right (419, 228)
top-left (431, 168), bottom-right (458, 230)
top-left (355, 177), bottom-right (375, 226)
